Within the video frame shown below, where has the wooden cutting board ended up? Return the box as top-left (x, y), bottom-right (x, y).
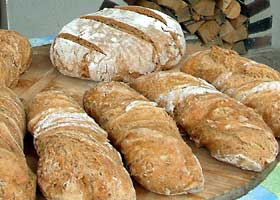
top-left (16, 45), bottom-right (279, 200)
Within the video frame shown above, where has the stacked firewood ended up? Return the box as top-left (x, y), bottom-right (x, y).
top-left (136, 0), bottom-right (248, 54)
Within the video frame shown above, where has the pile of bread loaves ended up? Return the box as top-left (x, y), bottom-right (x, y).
top-left (0, 5), bottom-right (279, 200)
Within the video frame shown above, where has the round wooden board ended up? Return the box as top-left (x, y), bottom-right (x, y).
top-left (18, 46), bottom-right (279, 200)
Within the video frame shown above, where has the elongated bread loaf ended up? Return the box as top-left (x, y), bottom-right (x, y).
top-left (83, 81), bottom-right (204, 195)
top-left (50, 6), bottom-right (185, 82)
top-left (181, 46), bottom-right (280, 137)
top-left (131, 71), bottom-right (279, 172)
top-left (0, 30), bottom-right (32, 87)
top-left (27, 89), bottom-right (136, 200)
top-left (0, 87), bottom-right (36, 199)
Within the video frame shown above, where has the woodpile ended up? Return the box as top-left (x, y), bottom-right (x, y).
top-left (135, 0), bottom-right (248, 54)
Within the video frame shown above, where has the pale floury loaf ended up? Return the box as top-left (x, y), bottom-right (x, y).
top-left (131, 71), bottom-right (279, 172)
top-left (83, 81), bottom-right (204, 195)
top-left (27, 89), bottom-right (136, 200)
top-left (0, 30), bottom-right (32, 87)
top-left (0, 87), bottom-right (36, 199)
top-left (181, 46), bottom-right (280, 137)
top-left (50, 6), bottom-right (185, 82)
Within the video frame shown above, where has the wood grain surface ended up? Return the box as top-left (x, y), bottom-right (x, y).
top-left (17, 45), bottom-right (279, 200)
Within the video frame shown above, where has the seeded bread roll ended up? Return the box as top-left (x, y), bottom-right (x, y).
top-left (131, 71), bottom-right (279, 172)
top-left (0, 30), bottom-right (32, 87)
top-left (27, 89), bottom-right (136, 200)
top-left (83, 81), bottom-right (204, 195)
top-left (181, 46), bottom-right (280, 137)
top-left (50, 6), bottom-right (185, 82)
top-left (0, 87), bottom-right (36, 199)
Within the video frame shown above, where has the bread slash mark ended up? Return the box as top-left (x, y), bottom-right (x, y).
top-left (80, 15), bottom-right (159, 64)
top-left (57, 33), bottom-right (105, 55)
top-left (115, 6), bottom-right (167, 25)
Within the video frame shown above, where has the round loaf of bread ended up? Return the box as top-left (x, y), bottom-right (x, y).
top-left (50, 6), bottom-right (186, 82)
top-left (0, 30), bottom-right (32, 87)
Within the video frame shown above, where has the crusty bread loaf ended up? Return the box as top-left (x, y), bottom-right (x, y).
top-left (131, 71), bottom-right (279, 172)
top-left (0, 30), bottom-right (32, 87)
top-left (0, 87), bottom-right (36, 199)
top-left (83, 81), bottom-right (204, 195)
top-left (181, 46), bottom-right (280, 137)
top-left (50, 6), bottom-right (185, 82)
top-left (27, 89), bottom-right (136, 200)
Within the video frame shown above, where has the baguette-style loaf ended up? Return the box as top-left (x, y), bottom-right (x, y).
top-left (27, 89), bottom-right (136, 200)
top-left (83, 82), bottom-right (204, 195)
top-left (131, 71), bottom-right (279, 172)
top-left (50, 6), bottom-right (185, 82)
top-left (181, 46), bottom-right (280, 137)
top-left (0, 30), bottom-right (32, 87)
top-left (0, 87), bottom-right (36, 199)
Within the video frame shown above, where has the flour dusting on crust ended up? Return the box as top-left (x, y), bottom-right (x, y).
top-left (92, 8), bottom-right (182, 66)
top-left (237, 81), bottom-right (280, 101)
top-left (51, 7), bottom-right (185, 82)
top-left (213, 72), bottom-right (233, 89)
top-left (125, 100), bottom-right (157, 112)
top-left (213, 153), bottom-right (262, 171)
top-left (33, 112), bottom-right (107, 138)
top-left (156, 85), bottom-right (220, 113)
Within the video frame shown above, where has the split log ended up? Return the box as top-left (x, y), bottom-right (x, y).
top-left (217, 0), bottom-right (233, 11)
top-left (220, 21), bottom-right (248, 43)
top-left (204, 36), bottom-right (223, 48)
top-left (214, 8), bottom-right (226, 25)
top-left (153, 0), bottom-right (187, 12)
top-left (186, 21), bottom-right (205, 34)
top-left (191, 0), bottom-right (216, 17)
top-left (233, 41), bottom-right (247, 55)
top-left (220, 20), bottom-right (235, 40)
top-left (230, 14), bottom-right (248, 28)
top-left (197, 20), bottom-right (220, 43)
top-left (223, 42), bottom-right (233, 49)
top-left (176, 5), bottom-right (192, 22)
top-left (224, 0), bottom-right (241, 19)
top-left (235, 25), bottom-right (248, 41)
top-left (191, 9), bottom-right (201, 21)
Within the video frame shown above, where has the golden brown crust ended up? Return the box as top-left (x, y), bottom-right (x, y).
top-left (83, 81), bottom-right (204, 195)
top-left (131, 71), bottom-right (279, 172)
top-left (0, 87), bottom-right (36, 200)
top-left (181, 46), bottom-right (280, 137)
top-left (0, 30), bottom-right (32, 88)
top-left (241, 90), bottom-right (280, 136)
top-left (27, 89), bottom-right (136, 200)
